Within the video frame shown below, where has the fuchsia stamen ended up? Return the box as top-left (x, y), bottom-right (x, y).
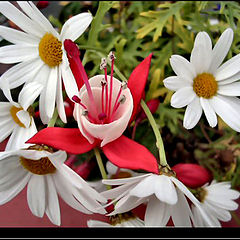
top-left (108, 52), bottom-right (115, 120)
top-left (104, 67), bottom-right (109, 116)
top-left (72, 95), bottom-right (87, 109)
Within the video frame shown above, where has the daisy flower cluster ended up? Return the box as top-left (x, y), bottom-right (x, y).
top-left (0, 1), bottom-right (239, 228)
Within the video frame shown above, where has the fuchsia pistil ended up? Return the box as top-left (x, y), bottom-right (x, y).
top-left (65, 39), bottom-right (126, 125)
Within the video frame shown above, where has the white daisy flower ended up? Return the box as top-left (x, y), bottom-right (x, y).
top-left (0, 1), bottom-right (93, 124)
top-left (163, 28), bottom-right (240, 131)
top-left (101, 171), bottom-right (213, 227)
top-left (0, 82), bottom-right (42, 150)
top-left (88, 212), bottom-right (144, 227)
top-left (191, 180), bottom-right (240, 227)
top-left (0, 145), bottom-right (107, 226)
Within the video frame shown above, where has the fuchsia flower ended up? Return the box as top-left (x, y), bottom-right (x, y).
top-left (27, 40), bottom-right (159, 174)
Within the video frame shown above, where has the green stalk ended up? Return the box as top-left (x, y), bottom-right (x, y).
top-left (94, 148), bottom-right (111, 190)
top-left (140, 99), bottom-right (168, 167)
top-left (47, 108), bottom-right (59, 127)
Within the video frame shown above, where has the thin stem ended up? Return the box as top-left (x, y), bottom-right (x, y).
top-left (47, 108), bottom-right (58, 127)
top-left (140, 99), bottom-right (168, 167)
top-left (94, 148), bottom-right (111, 190)
top-left (200, 122), bottom-right (212, 144)
top-left (108, 59), bottom-right (114, 119)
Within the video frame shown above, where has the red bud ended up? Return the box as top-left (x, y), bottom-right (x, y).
top-left (36, 1), bottom-right (49, 9)
top-left (74, 160), bottom-right (96, 180)
top-left (172, 163), bottom-right (212, 188)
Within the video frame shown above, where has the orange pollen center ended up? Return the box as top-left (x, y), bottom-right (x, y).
top-left (193, 73), bottom-right (218, 99)
top-left (39, 33), bottom-right (62, 67)
top-left (10, 106), bottom-right (26, 128)
top-left (20, 156), bottom-right (56, 175)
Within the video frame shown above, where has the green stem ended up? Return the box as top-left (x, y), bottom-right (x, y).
top-left (140, 99), bottom-right (168, 167)
top-left (47, 108), bottom-right (59, 127)
top-left (94, 148), bottom-right (111, 190)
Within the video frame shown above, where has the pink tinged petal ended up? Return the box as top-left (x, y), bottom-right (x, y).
top-left (16, 110), bottom-right (31, 128)
top-left (60, 12), bottom-right (93, 42)
top-left (81, 88), bottom-right (133, 147)
top-left (209, 28), bottom-right (234, 74)
top-left (144, 196), bottom-right (170, 227)
top-left (102, 136), bottom-right (159, 174)
top-left (27, 174), bottom-right (46, 218)
top-left (0, 58), bottom-right (44, 89)
top-left (171, 87), bottom-right (196, 108)
top-left (17, 1), bottom-right (58, 38)
top-left (170, 189), bottom-right (192, 227)
top-left (53, 172), bottom-right (91, 214)
top-left (154, 175), bottom-right (178, 205)
top-left (56, 67), bottom-right (67, 123)
top-left (127, 53), bottom-right (152, 123)
top-left (200, 98), bottom-right (217, 128)
top-left (0, 171), bottom-right (31, 205)
top-left (27, 127), bottom-right (96, 154)
top-left (18, 82), bottom-right (44, 111)
top-left (170, 55), bottom-right (196, 82)
top-left (209, 95), bottom-right (240, 132)
top-left (215, 54), bottom-right (240, 81)
top-left (61, 53), bottom-right (79, 100)
top-left (217, 82), bottom-right (240, 96)
top-left (0, 26), bottom-right (39, 45)
top-left (183, 97), bottom-right (202, 129)
top-left (163, 76), bottom-right (191, 92)
top-left (190, 31), bottom-right (212, 74)
top-left (45, 175), bottom-right (61, 226)
top-left (129, 175), bottom-right (156, 198)
top-left (0, 45), bottom-right (38, 64)
top-left (0, 2), bottom-right (45, 38)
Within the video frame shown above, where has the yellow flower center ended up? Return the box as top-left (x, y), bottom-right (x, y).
top-left (193, 73), bottom-right (218, 99)
top-left (109, 212), bottom-right (136, 226)
top-left (38, 33), bottom-right (62, 67)
top-left (10, 106), bottom-right (26, 128)
top-left (20, 145), bottom-right (56, 175)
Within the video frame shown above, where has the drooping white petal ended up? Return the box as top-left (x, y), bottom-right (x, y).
top-left (60, 12), bottom-right (93, 42)
top-left (17, 1), bottom-right (58, 38)
top-left (170, 55), bottom-right (196, 82)
top-left (87, 220), bottom-right (112, 227)
top-left (171, 87), bottom-right (196, 108)
top-left (209, 28), bottom-right (234, 74)
top-left (0, 26), bottom-right (39, 45)
top-left (27, 174), bottom-right (46, 218)
top-left (16, 110), bottom-right (31, 128)
top-left (0, 1), bottom-right (45, 38)
top-left (0, 102), bottom-right (11, 117)
top-left (0, 58), bottom-right (44, 89)
top-left (18, 82), bottom-right (44, 111)
top-left (144, 196), bottom-right (170, 227)
top-left (183, 97), bottom-right (202, 129)
top-left (215, 54), bottom-right (240, 81)
top-left (0, 45), bottom-right (38, 64)
top-left (163, 76), bottom-right (191, 91)
top-left (200, 98), bottom-right (217, 127)
top-left (217, 82), bottom-right (240, 96)
top-left (0, 118), bottom-right (15, 143)
top-left (190, 31), bottom-right (212, 74)
top-left (45, 175), bottom-right (61, 226)
top-left (209, 95), bottom-right (240, 132)
top-left (56, 67), bottom-right (67, 123)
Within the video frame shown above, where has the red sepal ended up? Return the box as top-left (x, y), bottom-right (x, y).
top-left (102, 135), bottom-right (159, 174)
top-left (27, 127), bottom-right (97, 154)
top-left (127, 53), bottom-right (153, 124)
top-left (172, 163), bottom-right (213, 188)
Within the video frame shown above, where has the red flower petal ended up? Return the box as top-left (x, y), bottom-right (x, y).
top-left (27, 127), bottom-right (97, 154)
top-left (102, 135), bottom-right (159, 174)
top-left (127, 53), bottom-right (153, 124)
top-left (172, 163), bottom-right (213, 188)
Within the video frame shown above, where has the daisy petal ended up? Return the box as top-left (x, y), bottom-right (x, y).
top-left (163, 76), bottom-right (191, 91)
top-left (183, 97), bottom-right (202, 129)
top-left (60, 12), bottom-right (93, 42)
top-left (16, 110), bottom-right (31, 128)
top-left (190, 31), bottom-right (212, 74)
top-left (217, 82), bottom-right (240, 96)
top-left (0, 119), bottom-right (15, 143)
top-left (209, 28), bottom-right (234, 74)
top-left (218, 71), bottom-right (240, 86)
top-left (171, 87), bottom-right (196, 108)
top-left (200, 98), bottom-right (217, 127)
top-left (209, 95), bottom-right (240, 132)
top-left (170, 55), bottom-right (196, 82)
top-left (0, 45), bottom-right (38, 64)
top-left (27, 174), bottom-right (46, 218)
